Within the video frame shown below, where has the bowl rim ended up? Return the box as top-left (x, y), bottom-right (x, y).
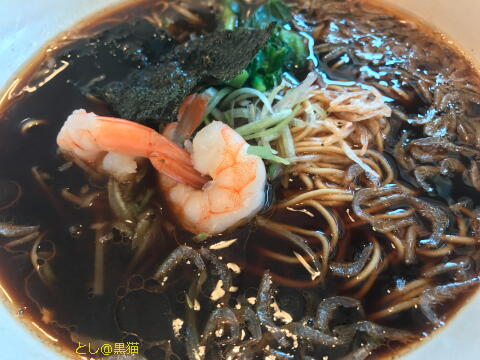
top-left (0, 1), bottom-right (479, 359)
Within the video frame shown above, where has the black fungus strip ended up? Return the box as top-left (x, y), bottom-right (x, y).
top-left (255, 271), bottom-right (289, 347)
top-left (329, 244), bottom-right (374, 278)
top-left (201, 307), bottom-right (240, 346)
top-left (153, 246), bottom-right (206, 286)
top-left (420, 277), bottom-right (480, 325)
top-left (284, 322), bottom-right (348, 346)
top-left (316, 296), bottom-right (364, 332)
top-left (199, 248), bottom-right (232, 304)
top-left (350, 321), bottom-right (415, 343)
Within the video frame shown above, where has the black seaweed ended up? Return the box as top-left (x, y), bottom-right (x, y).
top-left (171, 27), bottom-right (273, 81)
top-left (97, 25), bottom-right (274, 125)
top-left (99, 62), bottom-right (196, 125)
top-left (65, 19), bottom-right (177, 68)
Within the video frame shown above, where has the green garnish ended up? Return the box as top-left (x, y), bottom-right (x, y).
top-left (267, 162), bottom-right (284, 181)
top-left (246, 25), bottom-right (307, 91)
top-left (130, 188), bottom-right (155, 215)
top-left (193, 233), bottom-right (210, 242)
top-left (244, 0), bottom-right (308, 91)
top-left (226, 69), bottom-right (249, 88)
top-left (243, 114), bottom-right (293, 141)
top-left (235, 109), bottom-right (292, 137)
top-left (218, 0), bottom-right (308, 92)
top-left (251, 75), bottom-right (267, 93)
top-left (247, 145), bottom-right (290, 165)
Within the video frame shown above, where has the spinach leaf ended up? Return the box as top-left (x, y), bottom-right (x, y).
top-left (247, 24), bottom-right (306, 91)
top-left (223, 0), bottom-right (308, 91)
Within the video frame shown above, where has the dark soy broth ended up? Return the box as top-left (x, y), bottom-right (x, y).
top-left (0, 0), bottom-right (479, 359)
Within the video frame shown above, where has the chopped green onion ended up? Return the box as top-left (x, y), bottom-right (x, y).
top-left (291, 118), bottom-right (307, 127)
top-left (312, 103), bottom-right (328, 120)
top-left (251, 75), bottom-right (267, 92)
top-left (267, 163), bottom-right (284, 181)
top-left (223, 110), bottom-right (234, 127)
top-left (243, 113), bottom-right (293, 141)
top-left (130, 188), bottom-right (154, 215)
top-left (221, 87), bottom-right (273, 113)
top-left (235, 109), bottom-right (292, 136)
top-left (279, 125), bottom-right (296, 158)
top-left (193, 233), bottom-right (210, 242)
top-left (226, 108), bottom-right (250, 120)
top-left (248, 103), bottom-right (257, 123)
top-left (203, 87), bottom-right (233, 122)
top-left (224, 107), bottom-right (251, 128)
top-left (226, 69), bottom-right (249, 88)
top-left (247, 145), bottom-right (290, 165)
top-left (210, 108), bottom-right (224, 123)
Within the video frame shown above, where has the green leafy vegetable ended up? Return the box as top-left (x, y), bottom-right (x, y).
top-left (217, 0), bottom-right (308, 91)
top-left (226, 69), bottom-right (249, 88)
top-left (280, 28), bottom-right (307, 62)
top-left (247, 145), bottom-right (290, 165)
top-left (225, 0), bottom-right (308, 91)
top-left (246, 25), bottom-right (307, 91)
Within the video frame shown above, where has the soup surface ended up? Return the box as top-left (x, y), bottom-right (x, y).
top-left (0, 0), bottom-right (479, 359)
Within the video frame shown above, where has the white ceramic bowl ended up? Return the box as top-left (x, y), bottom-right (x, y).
top-left (0, 1), bottom-right (479, 359)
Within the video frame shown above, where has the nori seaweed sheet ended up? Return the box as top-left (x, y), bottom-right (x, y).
top-left (96, 25), bottom-right (274, 126)
top-left (61, 19), bottom-right (177, 70)
top-left (89, 19), bottom-right (178, 67)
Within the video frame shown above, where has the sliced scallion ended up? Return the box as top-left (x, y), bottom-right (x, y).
top-left (247, 145), bottom-right (290, 165)
top-left (235, 109), bottom-right (292, 137)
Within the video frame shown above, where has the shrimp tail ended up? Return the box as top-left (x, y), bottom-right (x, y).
top-left (95, 116), bottom-right (191, 164)
top-left (172, 93), bottom-right (210, 145)
top-left (57, 109), bottom-right (208, 189)
top-left (95, 115), bottom-right (208, 188)
top-left (151, 156), bottom-right (208, 189)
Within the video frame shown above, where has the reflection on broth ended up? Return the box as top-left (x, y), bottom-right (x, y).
top-left (0, 0), bottom-right (479, 359)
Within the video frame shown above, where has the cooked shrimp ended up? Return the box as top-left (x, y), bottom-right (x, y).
top-left (160, 121), bottom-right (267, 235)
top-left (56, 109), bottom-right (207, 188)
top-left (171, 93), bottom-right (209, 145)
top-left (57, 95), bottom-right (266, 235)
